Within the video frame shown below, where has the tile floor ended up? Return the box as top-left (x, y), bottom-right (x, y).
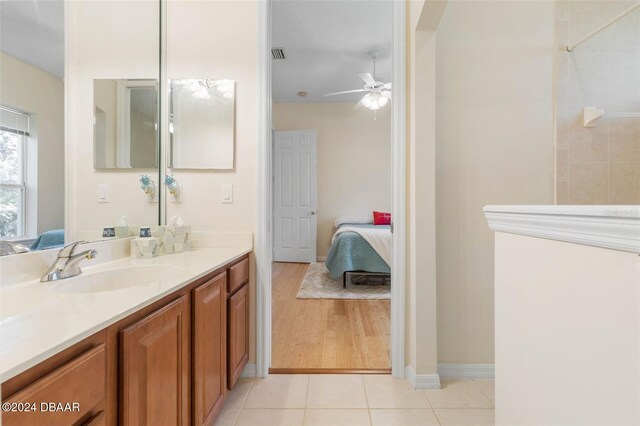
top-left (215, 375), bottom-right (495, 426)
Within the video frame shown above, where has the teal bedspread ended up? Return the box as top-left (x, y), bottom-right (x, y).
top-left (30, 229), bottom-right (65, 251)
top-left (324, 224), bottom-right (390, 280)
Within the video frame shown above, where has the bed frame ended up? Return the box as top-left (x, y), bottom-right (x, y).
top-left (343, 271), bottom-right (391, 288)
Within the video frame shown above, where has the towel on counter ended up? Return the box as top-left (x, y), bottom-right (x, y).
top-left (30, 229), bottom-right (65, 251)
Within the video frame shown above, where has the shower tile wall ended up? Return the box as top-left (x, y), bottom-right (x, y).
top-left (556, 0), bottom-right (640, 204)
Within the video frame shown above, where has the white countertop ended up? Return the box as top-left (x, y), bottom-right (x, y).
top-left (484, 205), bottom-right (640, 253)
top-left (0, 247), bottom-right (251, 382)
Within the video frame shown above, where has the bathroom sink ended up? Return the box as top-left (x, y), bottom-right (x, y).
top-left (50, 265), bottom-right (182, 294)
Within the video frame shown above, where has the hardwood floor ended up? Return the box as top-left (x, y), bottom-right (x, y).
top-left (271, 262), bottom-right (390, 370)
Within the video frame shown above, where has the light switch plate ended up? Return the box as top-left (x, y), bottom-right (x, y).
top-left (221, 184), bottom-right (233, 204)
top-left (98, 184), bottom-right (109, 203)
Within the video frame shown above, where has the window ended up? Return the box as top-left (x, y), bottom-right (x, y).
top-left (0, 106), bottom-right (29, 238)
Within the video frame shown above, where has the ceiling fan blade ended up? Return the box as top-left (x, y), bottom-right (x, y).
top-left (383, 82), bottom-right (391, 89)
top-left (324, 88), bottom-right (367, 96)
top-left (359, 73), bottom-right (376, 86)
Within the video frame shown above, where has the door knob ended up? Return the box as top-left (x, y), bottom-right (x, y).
top-left (310, 211), bottom-right (316, 215)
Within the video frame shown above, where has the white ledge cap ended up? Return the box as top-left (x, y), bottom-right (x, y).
top-left (484, 205), bottom-right (640, 254)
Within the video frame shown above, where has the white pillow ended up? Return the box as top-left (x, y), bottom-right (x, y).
top-left (334, 215), bottom-right (373, 227)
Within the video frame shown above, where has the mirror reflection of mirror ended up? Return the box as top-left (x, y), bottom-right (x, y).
top-left (170, 79), bottom-right (235, 170)
top-left (0, 0), bottom-right (65, 254)
top-left (93, 79), bottom-right (159, 169)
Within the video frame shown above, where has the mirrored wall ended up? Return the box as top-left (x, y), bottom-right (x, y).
top-left (0, 0), bottom-right (67, 253)
top-left (0, 0), bottom-right (162, 254)
top-left (0, 0), bottom-right (240, 255)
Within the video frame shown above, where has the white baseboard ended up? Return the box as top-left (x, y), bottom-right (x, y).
top-left (437, 364), bottom-right (495, 379)
top-left (405, 366), bottom-right (441, 390)
top-left (316, 256), bottom-right (326, 262)
top-left (241, 363), bottom-right (257, 378)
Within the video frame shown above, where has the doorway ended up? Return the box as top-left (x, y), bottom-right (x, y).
top-left (256, 0), bottom-right (406, 378)
top-left (268, 0), bottom-right (395, 373)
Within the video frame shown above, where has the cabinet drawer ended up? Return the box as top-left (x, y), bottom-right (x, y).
top-left (2, 344), bottom-right (106, 426)
top-left (228, 256), bottom-right (249, 294)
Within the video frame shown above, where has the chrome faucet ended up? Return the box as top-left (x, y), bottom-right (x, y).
top-left (41, 241), bottom-right (97, 282)
top-left (0, 241), bottom-right (30, 256)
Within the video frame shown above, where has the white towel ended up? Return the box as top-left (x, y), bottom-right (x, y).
top-left (332, 226), bottom-right (392, 266)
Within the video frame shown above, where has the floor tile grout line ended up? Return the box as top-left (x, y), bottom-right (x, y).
top-left (232, 378), bottom-right (255, 425)
top-left (422, 388), bottom-right (433, 409)
top-left (303, 374), bottom-right (311, 424)
top-left (238, 378), bottom-right (254, 410)
top-left (470, 380), bottom-right (494, 408)
top-left (361, 374), bottom-right (373, 425)
top-left (432, 406), bottom-right (443, 426)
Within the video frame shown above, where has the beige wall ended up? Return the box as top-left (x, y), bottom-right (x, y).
top-left (273, 103), bottom-right (391, 257)
top-left (0, 53), bottom-right (65, 236)
top-left (556, 0), bottom-right (640, 204)
top-left (435, 1), bottom-right (555, 364)
top-left (165, 0), bottom-right (258, 363)
top-left (494, 232), bottom-right (640, 425)
top-left (67, 0), bottom-right (160, 238)
top-left (165, 1), bottom-right (257, 235)
top-left (406, 0), bottom-right (444, 377)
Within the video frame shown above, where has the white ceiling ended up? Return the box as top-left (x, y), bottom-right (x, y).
top-left (272, 0), bottom-right (393, 103)
top-left (0, 0), bottom-right (64, 78)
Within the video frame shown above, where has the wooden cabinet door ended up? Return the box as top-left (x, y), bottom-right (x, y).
top-left (228, 284), bottom-right (249, 389)
top-left (192, 272), bottom-right (227, 426)
top-left (2, 344), bottom-right (106, 426)
top-left (120, 296), bottom-right (190, 426)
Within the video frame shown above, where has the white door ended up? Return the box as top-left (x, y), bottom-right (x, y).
top-left (273, 130), bottom-right (317, 263)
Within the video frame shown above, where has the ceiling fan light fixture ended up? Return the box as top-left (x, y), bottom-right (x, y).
top-left (362, 92), bottom-right (388, 111)
top-left (362, 93), bottom-right (374, 108)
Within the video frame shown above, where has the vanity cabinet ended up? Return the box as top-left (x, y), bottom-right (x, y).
top-left (120, 296), bottom-right (190, 425)
top-left (1, 253), bottom-right (251, 426)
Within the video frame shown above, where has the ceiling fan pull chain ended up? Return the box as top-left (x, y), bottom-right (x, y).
top-left (373, 56), bottom-right (376, 80)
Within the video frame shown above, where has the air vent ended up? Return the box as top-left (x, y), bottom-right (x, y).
top-left (271, 48), bottom-right (286, 60)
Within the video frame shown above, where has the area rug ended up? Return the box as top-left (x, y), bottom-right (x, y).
top-left (296, 262), bottom-right (390, 300)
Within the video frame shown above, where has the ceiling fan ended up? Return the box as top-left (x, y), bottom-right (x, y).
top-left (324, 53), bottom-right (391, 111)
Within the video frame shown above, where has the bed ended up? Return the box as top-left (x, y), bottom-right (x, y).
top-left (324, 223), bottom-right (391, 287)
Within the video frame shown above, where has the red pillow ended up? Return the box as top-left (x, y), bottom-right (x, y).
top-left (373, 211), bottom-right (391, 225)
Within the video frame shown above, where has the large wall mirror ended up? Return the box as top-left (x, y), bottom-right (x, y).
top-left (169, 78), bottom-right (235, 169)
top-left (0, 1), bottom-right (66, 253)
top-left (94, 79), bottom-right (159, 169)
top-left (0, 0), bottom-right (162, 255)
